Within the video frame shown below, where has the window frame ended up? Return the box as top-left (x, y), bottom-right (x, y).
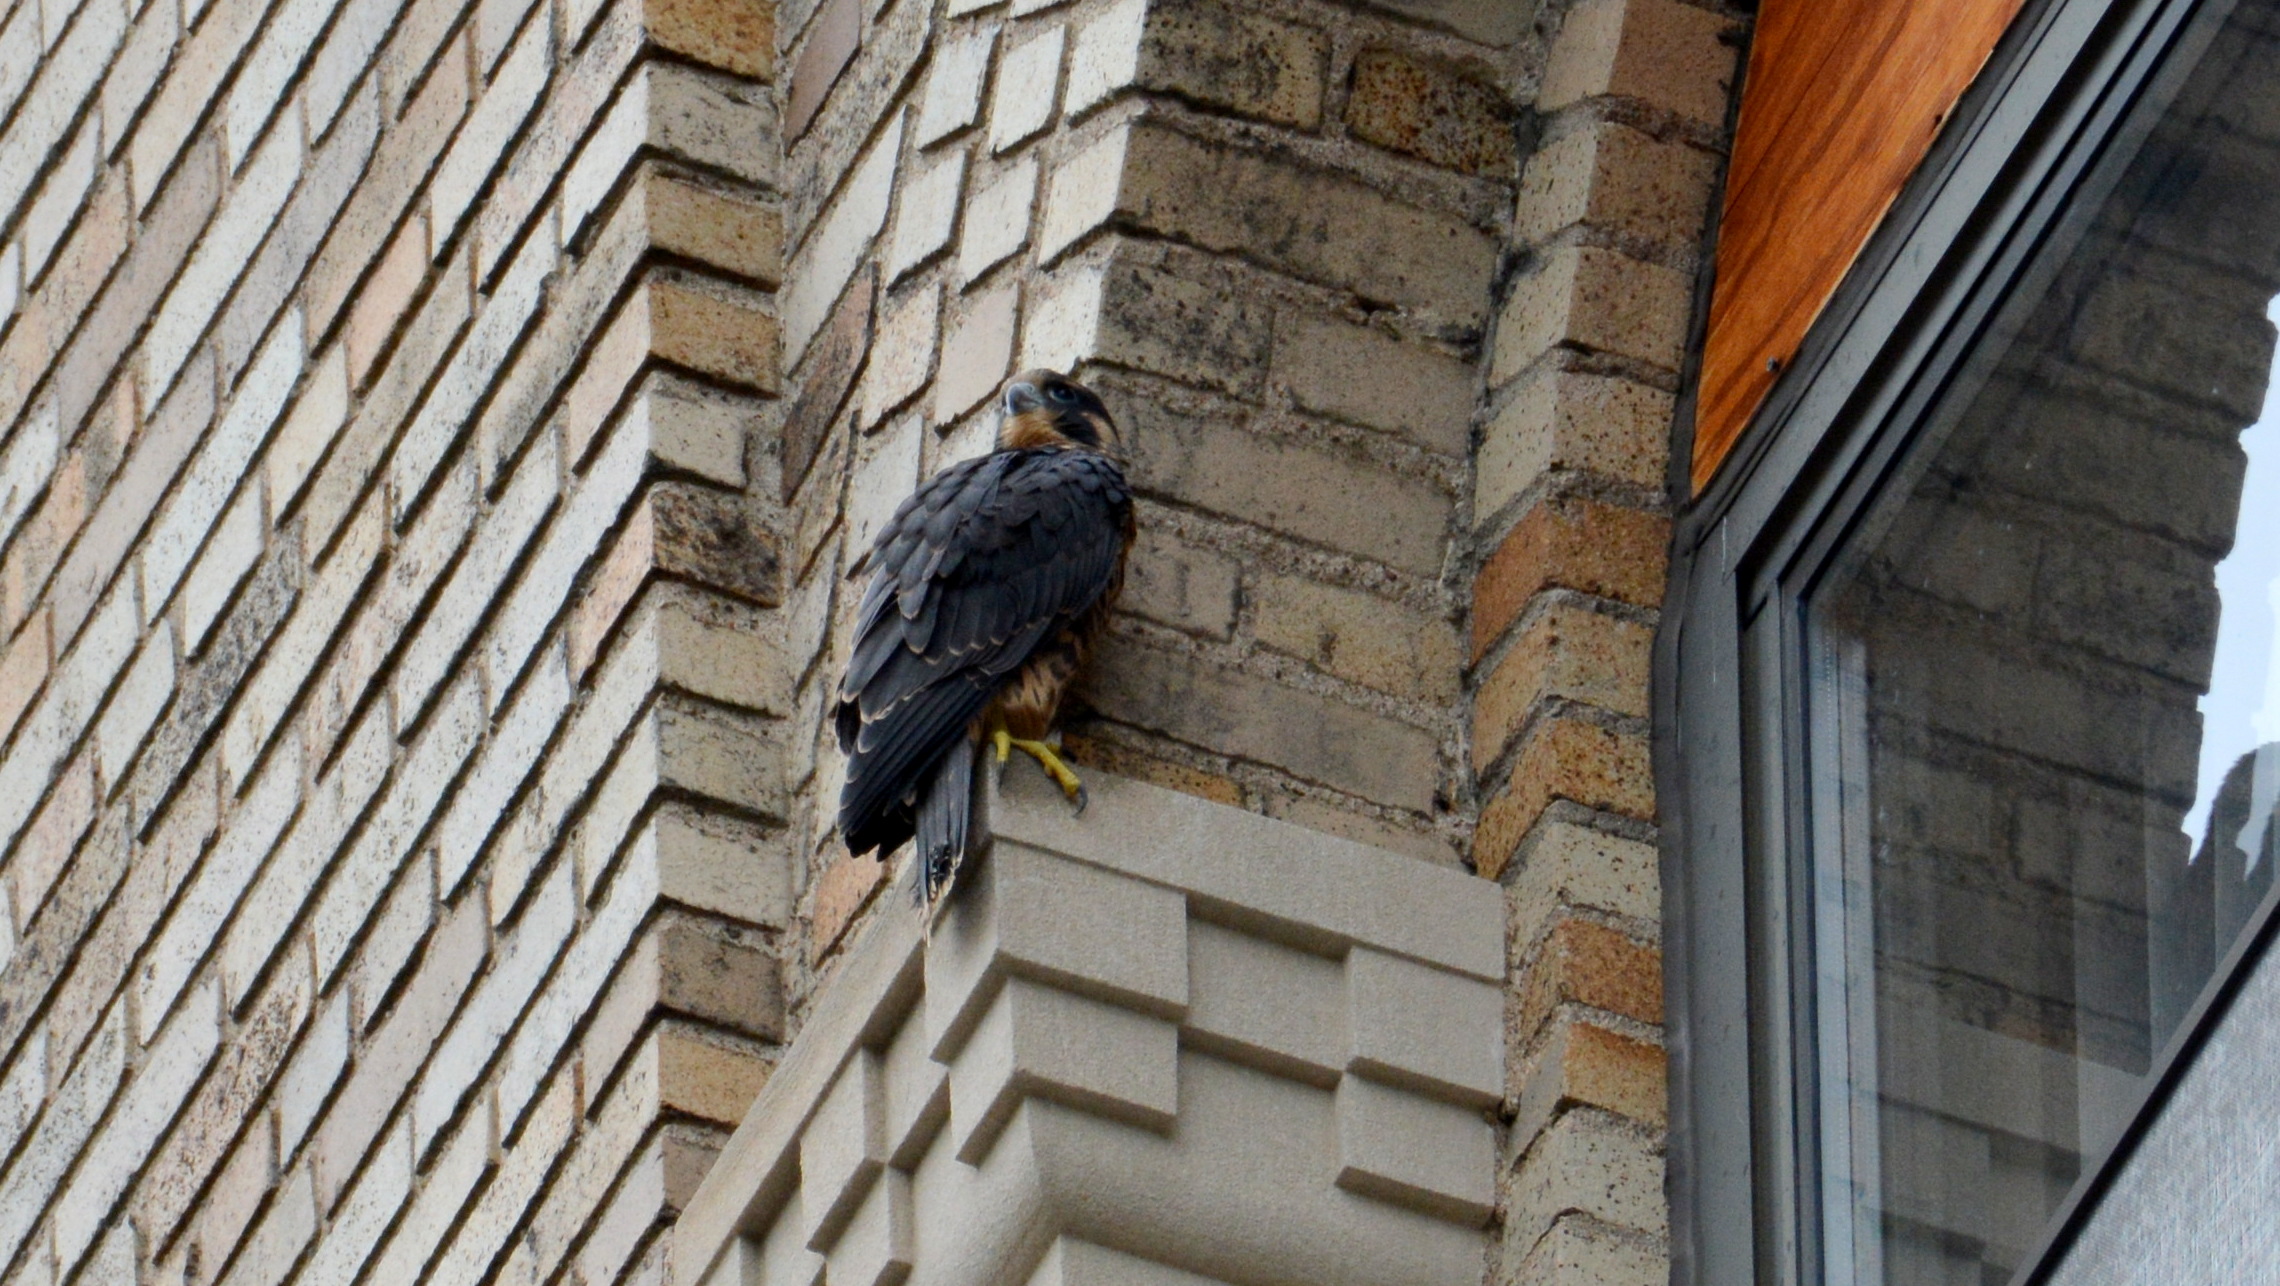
top-left (1658, 0), bottom-right (2280, 1280)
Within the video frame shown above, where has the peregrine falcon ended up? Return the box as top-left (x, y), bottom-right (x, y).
top-left (834, 370), bottom-right (1135, 900)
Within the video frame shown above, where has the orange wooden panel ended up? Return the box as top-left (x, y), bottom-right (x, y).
top-left (1692, 0), bottom-right (2028, 491)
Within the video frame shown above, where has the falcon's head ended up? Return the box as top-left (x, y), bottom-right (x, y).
top-left (999, 370), bottom-right (1120, 454)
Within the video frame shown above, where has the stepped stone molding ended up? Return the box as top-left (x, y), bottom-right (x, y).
top-left (675, 766), bottom-right (1504, 1286)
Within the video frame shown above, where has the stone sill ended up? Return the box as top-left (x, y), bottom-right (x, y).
top-left (673, 765), bottom-right (1504, 1286)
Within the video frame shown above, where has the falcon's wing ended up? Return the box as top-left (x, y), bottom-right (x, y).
top-left (834, 447), bottom-right (1132, 855)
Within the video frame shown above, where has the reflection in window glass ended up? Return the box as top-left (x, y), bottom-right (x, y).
top-left (1806, 7), bottom-right (2280, 1282)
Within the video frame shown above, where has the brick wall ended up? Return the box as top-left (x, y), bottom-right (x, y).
top-left (0, 0), bottom-right (793, 1279)
top-left (0, 0), bottom-right (1745, 1276)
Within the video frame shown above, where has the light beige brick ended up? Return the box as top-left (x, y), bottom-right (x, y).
top-left (1540, 0), bottom-right (1737, 127)
top-left (430, 10), bottom-right (551, 244)
top-left (343, 212), bottom-right (430, 387)
top-left (1477, 369), bottom-right (1672, 519)
top-left (989, 25), bottom-right (1065, 152)
top-left (143, 114), bottom-right (302, 399)
top-left (859, 282), bottom-right (940, 426)
top-left (959, 156), bottom-right (1038, 284)
top-left (885, 148), bottom-right (965, 282)
top-left (223, 1162), bottom-right (316, 1286)
top-left (1066, 0), bottom-right (1142, 115)
top-left (1492, 245), bottom-right (1692, 382)
top-left (412, 863), bottom-right (576, 1149)
top-left (1273, 312), bottom-right (1473, 456)
top-left (143, 318), bottom-right (302, 619)
top-left (427, 1077), bottom-right (572, 1286)
top-left (52, 986), bottom-right (221, 1275)
top-left (364, 1100), bottom-right (492, 1283)
top-left (1507, 1109), bottom-right (1666, 1246)
top-left (1119, 124), bottom-right (1495, 324)
top-left (1038, 123), bottom-right (1126, 264)
top-left (0, 0), bottom-right (124, 227)
top-left (221, 0), bottom-right (342, 166)
top-left (1251, 574), bottom-right (1460, 703)
top-left (22, 115), bottom-right (99, 284)
top-left (180, 483), bottom-right (265, 651)
top-left (1089, 637), bottom-right (1441, 812)
top-left (935, 279), bottom-right (1019, 419)
top-left (917, 26), bottom-right (996, 145)
top-left (784, 110), bottom-right (905, 358)
top-left (276, 991), bottom-right (350, 1160)
top-left (1505, 1215), bottom-right (1665, 1286)
top-left (0, 1006), bottom-right (123, 1271)
top-left (1122, 525), bottom-right (1237, 639)
top-left (438, 644), bottom-right (571, 894)
top-left (92, 621), bottom-right (174, 792)
top-left (1513, 119), bottom-right (1718, 249)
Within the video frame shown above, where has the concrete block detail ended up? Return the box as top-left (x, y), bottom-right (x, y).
top-left (679, 771), bottom-right (1504, 1286)
top-left (1333, 1074), bottom-right (1497, 1225)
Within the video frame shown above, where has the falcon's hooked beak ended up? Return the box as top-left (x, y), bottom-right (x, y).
top-left (1000, 370), bottom-right (1120, 454)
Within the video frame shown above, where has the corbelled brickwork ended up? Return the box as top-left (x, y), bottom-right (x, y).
top-left (0, 0), bottom-right (1743, 1276)
top-left (0, 0), bottom-right (793, 1280)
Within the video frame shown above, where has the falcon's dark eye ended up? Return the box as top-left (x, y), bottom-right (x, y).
top-left (1047, 386), bottom-right (1079, 405)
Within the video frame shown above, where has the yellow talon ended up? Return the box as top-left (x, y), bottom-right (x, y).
top-left (992, 728), bottom-right (1013, 763)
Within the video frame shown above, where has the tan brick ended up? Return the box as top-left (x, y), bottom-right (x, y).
top-left (1089, 636), bottom-right (1440, 812)
top-left (1514, 917), bottom-right (1661, 1039)
top-left (809, 850), bottom-right (888, 963)
top-left (1345, 49), bottom-right (1513, 177)
top-left (1503, 1215), bottom-right (1666, 1286)
top-left (0, 611), bottom-right (50, 748)
top-left (1507, 821), bottom-right (1660, 948)
top-left (1119, 123), bottom-right (1496, 324)
top-left (787, 0), bottom-right (860, 139)
top-left (1492, 245), bottom-right (1692, 382)
top-left (783, 272), bottom-right (871, 500)
top-left (1513, 119), bottom-right (1718, 249)
top-left (1507, 1110), bottom-right (1665, 1249)
top-left (1477, 370), bottom-right (1672, 520)
top-left (187, 1111), bottom-right (275, 1280)
top-left (649, 0), bottom-right (775, 78)
top-left (1472, 497), bottom-right (1669, 657)
top-left (1513, 1017), bottom-right (1665, 1149)
top-left (1120, 524), bottom-right (1236, 639)
top-left (474, 3), bottom-right (644, 283)
top-left (652, 277), bottom-right (785, 393)
top-left (1475, 718), bottom-right (1653, 880)
top-left (1116, 377), bottom-right (1451, 577)
top-left (571, 504), bottom-right (657, 679)
top-left (934, 280), bottom-right (1018, 420)
top-left (344, 211), bottom-right (432, 387)
top-left (1251, 574), bottom-right (1460, 704)
top-left (305, 33), bottom-right (471, 336)
top-left (657, 1024), bottom-right (773, 1126)
top-left (1138, 0), bottom-right (1326, 128)
top-left (1473, 604), bottom-right (1652, 767)
top-left (1273, 312), bottom-right (1474, 456)
top-left (649, 172), bottom-right (784, 286)
top-left (1271, 793), bottom-right (1460, 866)
top-left (652, 483), bottom-right (785, 607)
top-left (1540, 0), bottom-right (1737, 127)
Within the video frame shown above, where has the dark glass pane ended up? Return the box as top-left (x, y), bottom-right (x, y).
top-left (1804, 5), bottom-right (2280, 1281)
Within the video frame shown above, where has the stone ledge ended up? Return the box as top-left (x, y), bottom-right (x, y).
top-left (676, 767), bottom-right (1504, 1286)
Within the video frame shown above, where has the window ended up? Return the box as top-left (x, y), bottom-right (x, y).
top-left (1665, 0), bottom-right (2280, 1281)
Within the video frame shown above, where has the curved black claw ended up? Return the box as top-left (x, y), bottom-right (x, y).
top-left (1070, 784), bottom-right (1089, 816)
